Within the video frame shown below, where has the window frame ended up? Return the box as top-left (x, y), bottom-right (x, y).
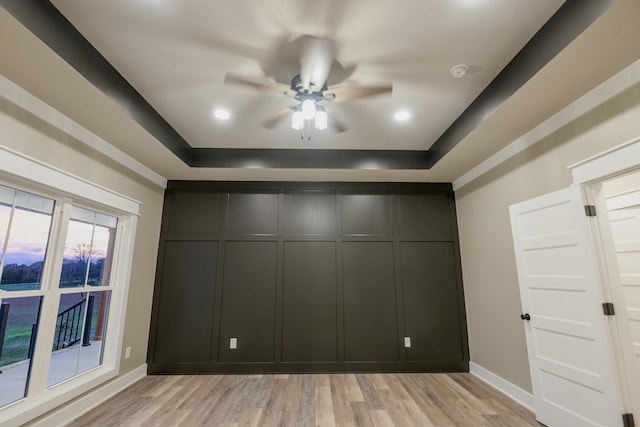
top-left (0, 145), bottom-right (139, 426)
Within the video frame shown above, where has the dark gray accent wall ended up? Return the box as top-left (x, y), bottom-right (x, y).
top-left (147, 182), bottom-right (468, 373)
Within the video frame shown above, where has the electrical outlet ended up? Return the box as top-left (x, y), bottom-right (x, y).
top-left (125, 346), bottom-right (132, 359)
top-left (404, 337), bottom-right (411, 348)
top-left (229, 337), bottom-right (237, 349)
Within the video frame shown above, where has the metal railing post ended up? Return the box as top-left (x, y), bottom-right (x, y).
top-left (0, 302), bottom-right (10, 372)
top-left (82, 295), bottom-right (95, 346)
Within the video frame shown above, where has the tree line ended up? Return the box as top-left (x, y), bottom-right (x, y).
top-left (1, 257), bottom-right (105, 286)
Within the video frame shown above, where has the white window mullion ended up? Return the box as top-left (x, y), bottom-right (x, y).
top-left (26, 200), bottom-right (72, 398)
top-left (0, 195), bottom-right (18, 278)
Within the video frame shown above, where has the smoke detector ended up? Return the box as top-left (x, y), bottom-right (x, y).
top-left (449, 64), bottom-right (468, 79)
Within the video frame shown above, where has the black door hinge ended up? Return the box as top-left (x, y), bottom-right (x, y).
top-left (585, 205), bottom-right (597, 216)
top-left (623, 413), bottom-right (635, 427)
top-left (602, 302), bottom-right (615, 316)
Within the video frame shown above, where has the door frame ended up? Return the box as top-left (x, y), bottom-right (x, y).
top-left (569, 135), bottom-right (640, 418)
top-left (597, 197), bottom-right (640, 418)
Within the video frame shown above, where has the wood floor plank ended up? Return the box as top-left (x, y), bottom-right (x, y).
top-left (344, 374), bottom-right (365, 402)
top-left (297, 374), bottom-right (316, 426)
top-left (350, 401), bottom-right (376, 427)
top-left (316, 384), bottom-right (336, 427)
top-left (331, 375), bottom-right (358, 426)
top-left (121, 383), bottom-right (184, 427)
top-left (369, 409), bottom-right (395, 427)
top-left (399, 399), bottom-right (434, 427)
top-left (440, 374), bottom-right (498, 416)
top-left (355, 374), bottom-right (386, 410)
top-left (369, 374), bottom-right (391, 391)
top-left (67, 373), bottom-right (543, 427)
top-left (257, 375), bottom-right (289, 426)
top-left (395, 374), bottom-right (455, 427)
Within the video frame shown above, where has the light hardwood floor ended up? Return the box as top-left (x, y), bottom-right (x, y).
top-left (67, 373), bottom-right (543, 427)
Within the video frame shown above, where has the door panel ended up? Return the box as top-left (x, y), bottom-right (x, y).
top-left (607, 206), bottom-right (640, 416)
top-left (510, 185), bottom-right (622, 427)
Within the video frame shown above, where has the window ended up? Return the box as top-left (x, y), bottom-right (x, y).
top-left (0, 185), bottom-right (54, 407)
top-left (47, 207), bottom-right (117, 387)
top-left (0, 146), bottom-right (139, 426)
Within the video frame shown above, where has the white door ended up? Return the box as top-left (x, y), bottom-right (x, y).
top-left (509, 185), bottom-right (622, 427)
top-left (607, 205), bottom-right (640, 415)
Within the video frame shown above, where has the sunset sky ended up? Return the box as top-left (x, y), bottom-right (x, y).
top-left (0, 207), bottom-right (113, 266)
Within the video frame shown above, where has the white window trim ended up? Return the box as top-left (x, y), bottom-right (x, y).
top-left (0, 145), bottom-right (139, 216)
top-left (0, 144), bottom-right (139, 426)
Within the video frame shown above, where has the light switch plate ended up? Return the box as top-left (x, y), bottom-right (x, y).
top-left (404, 337), bottom-right (411, 348)
top-left (125, 346), bottom-right (131, 359)
top-left (229, 337), bottom-right (237, 349)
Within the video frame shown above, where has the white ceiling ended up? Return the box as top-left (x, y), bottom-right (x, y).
top-left (1, 0), bottom-right (639, 184)
top-left (49, 0), bottom-right (564, 151)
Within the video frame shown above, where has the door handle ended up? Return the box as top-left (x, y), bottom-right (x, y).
top-left (520, 313), bottom-right (531, 321)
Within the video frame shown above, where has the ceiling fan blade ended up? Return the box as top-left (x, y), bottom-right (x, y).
top-left (224, 72), bottom-right (289, 96)
top-left (261, 107), bottom-right (294, 129)
top-left (298, 36), bottom-right (335, 91)
top-left (329, 85), bottom-right (392, 102)
top-left (325, 106), bottom-right (349, 133)
top-left (331, 116), bottom-right (350, 133)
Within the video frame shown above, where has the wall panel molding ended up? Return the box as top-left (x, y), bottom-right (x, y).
top-left (148, 181), bottom-right (469, 374)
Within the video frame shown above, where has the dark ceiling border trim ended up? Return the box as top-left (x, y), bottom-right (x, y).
top-left (0, 0), bottom-right (617, 170)
top-left (191, 148), bottom-right (433, 169)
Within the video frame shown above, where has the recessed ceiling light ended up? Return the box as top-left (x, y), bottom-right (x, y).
top-left (214, 109), bottom-right (230, 120)
top-left (394, 111), bottom-right (411, 121)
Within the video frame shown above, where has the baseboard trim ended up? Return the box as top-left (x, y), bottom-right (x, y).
top-left (147, 360), bottom-right (469, 375)
top-left (31, 364), bottom-right (147, 427)
top-left (469, 362), bottom-right (535, 412)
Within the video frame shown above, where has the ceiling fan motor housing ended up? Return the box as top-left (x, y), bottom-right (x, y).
top-left (290, 74), bottom-right (331, 101)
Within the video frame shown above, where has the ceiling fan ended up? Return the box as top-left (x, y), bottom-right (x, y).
top-left (224, 35), bottom-right (392, 133)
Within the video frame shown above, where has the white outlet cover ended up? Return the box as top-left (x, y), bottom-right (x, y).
top-left (229, 337), bottom-right (237, 349)
top-left (124, 346), bottom-right (131, 359)
top-left (404, 337), bottom-right (411, 348)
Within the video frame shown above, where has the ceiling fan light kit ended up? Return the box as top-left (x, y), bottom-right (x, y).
top-left (301, 98), bottom-right (316, 120)
top-left (315, 108), bottom-right (328, 130)
top-left (291, 109), bottom-right (304, 130)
